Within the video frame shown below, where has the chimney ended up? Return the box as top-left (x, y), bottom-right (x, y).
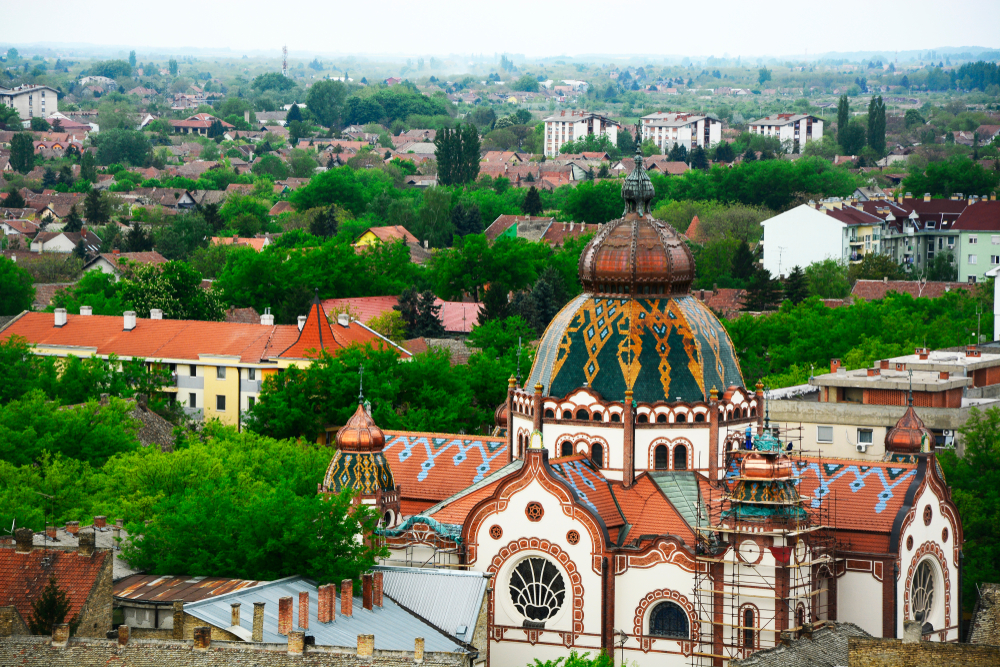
top-left (299, 591), bottom-right (309, 630)
top-left (830, 359), bottom-right (842, 374)
top-left (924, 193), bottom-right (931, 202)
top-left (967, 345), bottom-right (981, 358)
top-left (883, 275), bottom-right (888, 283)
top-left (357, 634), bottom-right (374, 658)
top-left (337, 313), bottom-right (350, 327)
top-left (66, 521), bottom-right (79, 535)
top-left (252, 602), bottom-right (265, 642)
top-left (51, 623), bottom-right (70, 648)
top-left (414, 637), bottom-right (425, 662)
top-left (287, 630), bottom-right (305, 656)
top-left (52, 307), bottom-right (68, 327)
top-left (622, 390), bottom-right (635, 488)
top-left (373, 571), bottom-right (383, 608)
top-left (117, 624), bottom-right (130, 646)
top-left (113, 248), bottom-right (120, 256)
top-left (779, 630), bottom-right (794, 647)
top-left (939, 371), bottom-right (950, 380)
top-left (297, 315), bottom-right (307, 332)
top-left (230, 602), bottom-right (241, 628)
top-left (78, 531), bottom-right (95, 557)
top-left (866, 368), bottom-right (880, 377)
top-left (192, 626), bottom-right (211, 650)
top-left (14, 527), bottom-right (33, 553)
top-left (94, 516), bottom-right (107, 529)
top-left (341, 579), bottom-right (353, 617)
top-left (532, 382), bottom-right (543, 432)
top-left (79, 306), bottom-right (92, 316)
top-left (800, 622), bottom-right (814, 640)
top-left (46, 525), bottom-right (57, 540)
top-left (903, 619), bottom-right (923, 643)
top-left (172, 601), bottom-right (185, 640)
top-left (149, 309), bottom-right (163, 320)
top-left (278, 596), bottom-right (293, 635)
top-left (362, 574), bottom-right (373, 611)
top-left (423, 239), bottom-right (429, 249)
top-left (100, 393), bottom-right (109, 406)
top-left (916, 347), bottom-right (930, 360)
top-left (317, 584), bottom-right (332, 623)
top-left (260, 308), bottom-right (274, 326)
top-left (123, 311), bottom-right (136, 331)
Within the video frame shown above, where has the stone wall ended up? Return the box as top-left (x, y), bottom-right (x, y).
top-left (0, 607), bottom-right (27, 636)
top-left (968, 583), bottom-right (1000, 645)
top-left (0, 635), bottom-right (470, 667)
top-left (848, 637), bottom-right (1000, 666)
top-left (76, 549), bottom-right (114, 638)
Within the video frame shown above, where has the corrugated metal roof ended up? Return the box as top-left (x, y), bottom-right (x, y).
top-left (113, 574), bottom-right (263, 603)
top-left (649, 472), bottom-right (705, 529)
top-left (184, 575), bottom-right (466, 654)
top-left (375, 566), bottom-right (487, 644)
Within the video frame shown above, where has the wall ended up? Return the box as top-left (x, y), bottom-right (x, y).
top-left (200, 356), bottom-right (241, 426)
top-left (0, 636), bottom-right (468, 667)
top-left (837, 571), bottom-right (883, 637)
top-left (76, 551), bottom-right (114, 638)
top-left (958, 231), bottom-right (1000, 282)
top-left (760, 205), bottom-right (843, 278)
top-left (847, 636), bottom-right (1000, 666)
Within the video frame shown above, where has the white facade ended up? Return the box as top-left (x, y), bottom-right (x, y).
top-left (747, 114), bottom-right (823, 149)
top-left (542, 111), bottom-right (620, 158)
top-left (640, 112), bottom-right (722, 152)
top-left (760, 204), bottom-right (845, 278)
top-left (0, 84), bottom-right (58, 119)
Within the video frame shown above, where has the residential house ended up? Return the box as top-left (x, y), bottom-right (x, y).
top-left (953, 199), bottom-right (1000, 282)
top-left (850, 279), bottom-right (967, 301)
top-left (30, 228), bottom-right (102, 255)
top-left (542, 110), bottom-right (620, 158)
top-left (168, 113), bottom-right (234, 136)
top-left (611, 156), bottom-right (689, 176)
top-left (0, 218), bottom-right (39, 240)
top-left (747, 113), bottom-right (824, 150)
top-left (113, 574), bottom-right (263, 635)
top-left (83, 250), bottom-right (169, 280)
top-left (354, 225), bottom-right (429, 264)
top-left (639, 112), bottom-right (721, 152)
top-left (760, 203), bottom-right (884, 277)
top-left (485, 214), bottom-right (591, 247)
top-left (0, 297), bottom-right (410, 428)
top-left (322, 296), bottom-right (482, 335)
top-left (0, 84), bottom-right (58, 119)
top-left (879, 194), bottom-right (973, 271)
top-left (211, 235), bottom-right (273, 252)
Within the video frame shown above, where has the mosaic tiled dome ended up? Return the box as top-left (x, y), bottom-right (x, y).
top-left (527, 154), bottom-right (743, 404)
top-left (323, 404), bottom-right (395, 495)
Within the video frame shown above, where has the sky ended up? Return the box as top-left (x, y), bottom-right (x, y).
top-left (4, 0), bottom-right (1000, 60)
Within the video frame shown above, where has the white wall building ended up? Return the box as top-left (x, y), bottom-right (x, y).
top-left (542, 111), bottom-right (620, 157)
top-left (747, 114), bottom-right (823, 149)
top-left (760, 204), bottom-right (845, 277)
top-left (0, 84), bottom-right (58, 119)
top-left (640, 112), bottom-right (722, 152)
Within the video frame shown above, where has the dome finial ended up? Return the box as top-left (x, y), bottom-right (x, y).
top-left (622, 135), bottom-right (655, 217)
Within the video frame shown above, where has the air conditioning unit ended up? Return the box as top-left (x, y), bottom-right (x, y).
top-left (942, 429), bottom-right (954, 437)
top-left (856, 443), bottom-right (871, 453)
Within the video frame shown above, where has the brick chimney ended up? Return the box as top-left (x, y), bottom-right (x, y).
top-left (362, 574), bottom-right (373, 611)
top-left (341, 580), bottom-right (353, 617)
top-left (916, 347), bottom-right (930, 360)
top-left (14, 527), bottom-right (33, 553)
top-left (252, 602), bottom-right (265, 642)
top-left (866, 368), bottom-right (880, 377)
top-left (66, 521), bottom-right (79, 535)
top-left (317, 584), bottom-right (333, 623)
top-left (830, 358), bottom-right (842, 374)
top-left (287, 630), bottom-right (305, 656)
top-left (192, 626), bottom-right (211, 650)
top-left (51, 623), bottom-right (70, 648)
top-left (278, 596), bottom-right (293, 635)
top-left (78, 531), bottom-right (95, 557)
top-left (966, 345), bottom-right (981, 358)
top-left (46, 525), bottom-right (57, 540)
top-left (879, 359), bottom-right (889, 370)
top-left (939, 371), bottom-right (950, 380)
top-left (357, 634), bottom-right (374, 658)
top-left (373, 572), bottom-right (383, 608)
top-left (94, 516), bottom-right (107, 529)
top-left (298, 591), bottom-right (309, 630)
top-left (230, 603), bottom-right (241, 628)
top-left (172, 601), bottom-right (185, 640)
top-left (414, 637), bottom-right (425, 662)
top-left (117, 625), bottom-right (130, 646)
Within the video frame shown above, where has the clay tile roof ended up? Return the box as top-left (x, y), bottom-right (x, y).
top-left (850, 280), bottom-right (966, 300)
top-left (429, 477), bottom-right (507, 525)
top-left (93, 251), bottom-right (168, 272)
top-left (224, 307), bottom-right (261, 324)
top-left (268, 201), bottom-right (294, 216)
top-left (685, 215), bottom-right (704, 242)
top-left (0, 546), bottom-right (110, 625)
top-left (361, 225), bottom-right (419, 244)
top-left (952, 200), bottom-right (1000, 231)
top-left (615, 474), bottom-right (695, 543)
top-left (278, 297), bottom-right (342, 359)
top-left (549, 457), bottom-right (625, 528)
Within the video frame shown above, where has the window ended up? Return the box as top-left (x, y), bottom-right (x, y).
top-left (968, 255), bottom-right (978, 265)
top-left (562, 410), bottom-right (572, 419)
top-left (673, 445), bottom-right (688, 471)
top-left (992, 256), bottom-right (1000, 265)
top-left (993, 235), bottom-right (1000, 245)
top-left (509, 558), bottom-right (566, 625)
top-left (795, 605), bottom-right (806, 629)
top-left (610, 413), bottom-right (621, 423)
top-left (188, 394), bottom-right (196, 408)
top-left (545, 409), bottom-right (555, 418)
top-left (656, 413), bottom-right (667, 423)
top-left (969, 236), bottom-right (978, 244)
top-left (216, 366), bottom-right (226, 380)
top-left (637, 414), bottom-right (648, 423)
top-left (676, 413), bottom-right (686, 423)
top-left (591, 443), bottom-right (604, 468)
top-left (817, 426), bottom-right (833, 443)
top-left (575, 409), bottom-right (589, 420)
top-left (216, 395), bottom-right (226, 411)
top-left (911, 560), bottom-right (935, 627)
top-left (247, 396), bottom-right (255, 409)
top-left (695, 413), bottom-right (705, 422)
top-left (654, 445), bottom-right (668, 470)
top-left (247, 368), bottom-right (256, 381)
top-left (190, 365), bottom-right (197, 377)
top-left (560, 441), bottom-right (573, 457)
top-left (649, 602), bottom-right (689, 639)
top-left (742, 608), bottom-right (757, 648)
top-left (858, 429), bottom-right (873, 444)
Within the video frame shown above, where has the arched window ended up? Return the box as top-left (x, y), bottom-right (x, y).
top-left (795, 605), bottom-right (806, 629)
top-left (654, 445), bottom-right (668, 470)
top-left (611, 413), bottom-right (621, 422)
top-left (742, 407), bottom-right (749, 418)
top-left (676, 413), bottom-right (686, 423)
top-left (911, 559), bottom-right (936, 628)
top-left (648, 601), bottom-right (689, 639)
top-left (694, 413), bottom-right (705, 422)
top-left (637, 414), bottom-right (649, 423)
top-left (562, 410), bottom-right (572, 419)
top-left (576, 409), bottom-right (589, 420)
top-left (591, 443), bottom-right (604, 468)
top-left (656, 413), bottom-right (667, 423)
top-left (593, 412), bottom-right (603, 422)
top-left (509, 557), bottom-right (566, 625)
top-left (545, 409), bottom-right (555, 418)
top-left (560, 441), bottom-right (573, 457)
top-left (673, 445), bottom-right (688, 470)
top-left (751, 407), bottom-right (757, 417)
top-left (742, 608), bottom-right (756, 648)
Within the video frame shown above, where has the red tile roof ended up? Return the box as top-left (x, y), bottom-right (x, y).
top-left (92, 251), bottom-right (168, 272)
top-left (615, 474), bottom-right (695, 543)
top-left (549, 456), bottom-right (625, 528)
top-left (268, 201), bottom-right (294, 216)
top-left (321, 297), bottom-right (482, 334)
top-left (952, 200), bottom-right (1000, 231)
top-left (851, 280), bottom-right (969, 300)
top-left (358, 225), bottom-right (419, 245)
top-left (429, 478), bottom-right (507, 524)
top-left (0, 546), bottom-right (110, 626)
top-left (685, 215), bottom-right (704, 243)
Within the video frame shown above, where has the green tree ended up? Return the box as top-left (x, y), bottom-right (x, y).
top-left (153, 213), bottom-right (213, 261)
top-left (128, 50), bottom-right (136, 68)
top-left (530, 650), bottom-right (613, 667)
top-left (804, 258), bottom-right (851, 298)
top-left (731, 240), bottom-right (756, 280)
top-left (904, 109), bottom-right (925, 129)
top-left (396, 287), bottom-right (445, 338)
top-left (27, 577), bottom-right (80, 636)
top-left (741, 268), bottom-right (783, 311)
top-left (512, 75), bottom-right (539, 92)
top-left (478, 284), bottom-right (510, 324)
top-left (116, 260), bottom-right (225, 321)
top-left (83, 189), bottom-right (111, 224)
top-left (784, 265), bottom-right (808, 304)
top-left (840, 119), bottom-right (867, 155)
top-left (562, 180), bottom-right (623, 224)
top-left (434, 124), bottom-right (480, 186)
top-left (80, 151), bottom-right (98, 183)
top-left (94, 129), bottom-right (153, 167)
top-left (836, 95), bottom-right (850, 149)
top-left (4, 187), bottom-right (26, 209)
top-left (10, 133), bottom-right (34, 174)
top-left (168, 59), bottom-right (178, 76)
top-left (848, 252), bottom-right (906, 282)
top-left (867, 95), bottom-right (886, 155)
top-left (286, 104), bottom-right (303, 123)
top-left (522, 186), bottom-right (543, 216)
top-left (251, 73), bottom-right (296, 92)
top-left (689, 146), bottom-right (709, 170)
top-left (251, 154), bottom-right (290, 180)
top-left (62, 205), bottom-right (83, 233)
top-left (306, 80), bottom-right (348, 128)
top-left (926, 251), bottom-right (958, 281)
top-left (0, 258), bottom-right (34, 315)
top-left (758, 68), bottom-right (772, 86)
top-left (668, 143), bottom-right (688, 162)
top-left (31, 117), bottom-right (51, 132)
top-left (714, 142), bottom-right (736, 163)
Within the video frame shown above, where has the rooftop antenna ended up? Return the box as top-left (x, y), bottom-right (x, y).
top-left (282, 45), bottom-right (288, 78)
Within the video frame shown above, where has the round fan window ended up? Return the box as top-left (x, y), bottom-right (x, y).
top-left (525, 502), bottom-right (544, 522)
top-left (509, 557), bottom-right (566, 623)
top-left (489, 524), bottom-right (503, 540)
top-left (566, 530), bottom-right (580, 545)
top-left (923, 505), bottom-right (932, 526)
top-left (910, 560), bottom-right (935, 624)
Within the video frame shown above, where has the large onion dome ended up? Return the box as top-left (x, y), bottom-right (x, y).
top-left (885, 405), bottom-right (934, 455)
top-left (321, 404), bottom-right (395, 495)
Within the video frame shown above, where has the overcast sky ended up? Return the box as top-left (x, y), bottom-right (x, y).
top-left (5, 0), bottom-right (999, 59)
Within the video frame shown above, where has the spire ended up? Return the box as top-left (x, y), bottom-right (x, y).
top-left (621, 140), bottom-right (655, 216)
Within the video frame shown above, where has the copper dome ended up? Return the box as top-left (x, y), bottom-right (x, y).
top-left (578, 153), bottom-right (695, 296)
top-left (884, 406), bottom-right (934, 453)
top-left (336, 403), bottom-right (386, 453)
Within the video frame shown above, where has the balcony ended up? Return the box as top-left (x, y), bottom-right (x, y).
top-left (177, 375), bottom-right (204, 390)
top-left (182, 407), bottom-right (204, 421)
top-left (240, 379), bottom-right (262, 394)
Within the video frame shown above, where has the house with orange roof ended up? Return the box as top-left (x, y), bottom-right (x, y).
top-left (83, 250), bottom-right (169, 280)
top-left (210, 235), bottom-right (273, 252)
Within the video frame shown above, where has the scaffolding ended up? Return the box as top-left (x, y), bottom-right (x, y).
top-left (689, 421), bottom-right (838, 666)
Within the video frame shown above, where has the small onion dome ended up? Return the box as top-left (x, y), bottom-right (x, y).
top-left (336, 403), bottom-right (385, 453)
top-left (494, 403), bottom-right (508, 429)
top-left (885, 405), bottom-right (934, 453)
top-left (741, 452), bottom-right (794, 480)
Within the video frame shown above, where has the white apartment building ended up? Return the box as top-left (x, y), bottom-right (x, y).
top-left (0, 84), bottom-right (58, 119)
top-left (747, 113), bottom-right (823, 149)
top-left (639, 112), bottom-right (721, 152)
top-left (542, 110), bottom-right (620, 157)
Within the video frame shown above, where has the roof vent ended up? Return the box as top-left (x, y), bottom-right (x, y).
top-left (149, 309), bottom-right (163, 320)
top-left (337, 313), bottom-right (350, 327)
top-left (79, 306), bottom-right (92, 316)
top-left (123, 311), bottom-right (136, 331)
top-left (260, 307), bottom-right (274, 326)
top-left (297, 315), bottom-right (307, 332)
top-left (54, 308), bottom-right (67, 327)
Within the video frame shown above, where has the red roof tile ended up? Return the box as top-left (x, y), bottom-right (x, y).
top-left (616, 474), bottom-right (695, 543)
top-left (0, 546), bottom-right (110, 625)
top-left (278, 298), bottom-right (340, 359)
top-left (549, 456), bottom-right (625, 528)
top-left (851, 280), bottom-right (969, 300)
top-left (952, 200), bottom-right (1000, 231)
